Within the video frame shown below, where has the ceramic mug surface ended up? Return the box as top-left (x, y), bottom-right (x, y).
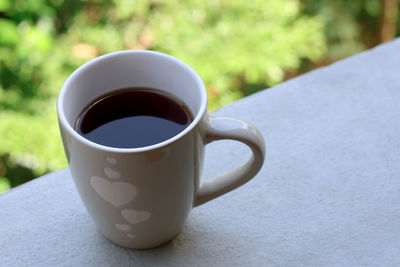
top-left (57, 50), bottom-right (265, 249)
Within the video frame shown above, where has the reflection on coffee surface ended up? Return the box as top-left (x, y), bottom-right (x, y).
top-left (75, 88), bottom-right (193, 148)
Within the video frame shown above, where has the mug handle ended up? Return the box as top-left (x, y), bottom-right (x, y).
top-left (194, 116), bottom-right (266, 206)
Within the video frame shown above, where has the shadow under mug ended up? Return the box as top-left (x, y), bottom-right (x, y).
top-left (57, 50), bottom-right (265, 249)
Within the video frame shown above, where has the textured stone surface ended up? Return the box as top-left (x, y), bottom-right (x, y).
top-left (2, 39), bottom-right (400, 266)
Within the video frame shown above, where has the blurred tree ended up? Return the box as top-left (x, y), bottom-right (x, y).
top-left (302, 0), bottom-right (399, 61)
top-left (0, 0), bottom-right (327, 192)
top-left (380, 0), bottom-right (398, 42)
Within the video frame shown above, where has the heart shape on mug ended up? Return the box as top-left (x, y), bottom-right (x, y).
top-left (90, 176), bottom-right (137, 207)
top-left (115, 224), bottom-right (131, 232)
top-left (104, 167), bottom-right (121, 179)
top-left (106, 157), bottom-right (117, 165)
top-left (121, 209), bottom-right (151, 224)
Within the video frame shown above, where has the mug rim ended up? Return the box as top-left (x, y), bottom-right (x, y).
top-left (57, 50), bottom-right (208, 153)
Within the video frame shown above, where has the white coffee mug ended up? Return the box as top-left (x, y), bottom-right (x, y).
top-left (57, 50), bottom-right (265, 249)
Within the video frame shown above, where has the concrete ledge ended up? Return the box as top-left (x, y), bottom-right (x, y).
top-left (2, 39), bottom-right (400, 266)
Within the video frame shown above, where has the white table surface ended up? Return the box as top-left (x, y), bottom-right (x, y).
top-left (1, 40), bottom-right (400, 267)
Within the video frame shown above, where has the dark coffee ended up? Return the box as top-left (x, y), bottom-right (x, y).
top-left (75, 88), bottom-right (192, 148)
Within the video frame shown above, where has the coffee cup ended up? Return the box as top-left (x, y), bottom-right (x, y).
top-left (57, 50), bottom-right (265, 249)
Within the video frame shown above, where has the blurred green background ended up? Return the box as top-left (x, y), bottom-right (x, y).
top-left (0, 0), bottom-right (398, 193)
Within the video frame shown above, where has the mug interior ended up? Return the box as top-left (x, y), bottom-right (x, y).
top-left (58, 51), bottom-right (207, 150)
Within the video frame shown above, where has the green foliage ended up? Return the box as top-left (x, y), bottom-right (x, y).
top-left (0, 177), bottom-right (10, 192)
top-left (149, 0), bottom-right (326, 107)
top-left (302, 0), bottom-right (382, 58)
top-left (0, 0), bottom-right (328, 192)
top-left (0, 19), bottom-right (18, 45)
